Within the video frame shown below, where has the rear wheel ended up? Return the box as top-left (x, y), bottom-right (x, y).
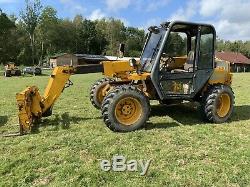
top-left (15, 70), bottom-right (21, 76)
top-left (101, 85), bottom-right (150, 132)
top-left (34, 68), bottom-right (42, 75)
top-left (90, 78), bottom-right (114, 109)
top-left (202, 84), bottom-right (234, 123)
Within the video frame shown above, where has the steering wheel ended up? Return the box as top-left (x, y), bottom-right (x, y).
top-left (160, 55), bottom-right (175, 72)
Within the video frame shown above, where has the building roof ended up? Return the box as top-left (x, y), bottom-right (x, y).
top-left (216, 51), bottom-right (250, 64)
top-left (50, 53), bottom-right (76, 59)
top-left (50, 53), bottom-right (139, 62)
top-left (75, 54), bottom-right (140, 61)
top-left (75, 54), bottom-right (108, 61)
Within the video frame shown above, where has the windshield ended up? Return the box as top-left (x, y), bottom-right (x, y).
top-left (140, 28), bottom-right (166, 72)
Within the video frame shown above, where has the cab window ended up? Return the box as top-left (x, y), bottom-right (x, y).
top-left (162, 32), bottom-right (187, 57)
top-left (199, 26), bottom-right (214, 69)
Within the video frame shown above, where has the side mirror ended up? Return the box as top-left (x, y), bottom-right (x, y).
top-left (148, 26), bottom-right (160, 34)
top-left (119, 43), bottom-right (125, 58)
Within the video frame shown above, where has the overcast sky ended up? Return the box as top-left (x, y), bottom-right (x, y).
top-left (0, 0), bottom-right (250, 41)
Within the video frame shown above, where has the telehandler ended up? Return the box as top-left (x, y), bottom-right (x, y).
top-left (4, 63), bottom-right (22, 77)
top-left (16, 21), bottom-right (234, 134)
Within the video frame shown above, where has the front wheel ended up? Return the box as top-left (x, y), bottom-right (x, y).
top-left (101, 85), bottom-right (150, 132)
top-left (4, 71), bottom-right (11, 77)
top-left (202, 84), bottom-right (234, 123)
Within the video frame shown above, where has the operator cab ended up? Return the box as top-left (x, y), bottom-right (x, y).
top-left (140, 21), bottom-right (216, 100)
top-left (159, 23), bottom-right (213, 74)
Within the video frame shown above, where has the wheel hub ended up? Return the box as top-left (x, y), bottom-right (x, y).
top-left (115, 97), bottom-right (142, 126)
top-left (121, 104), bottom-right (133, 115)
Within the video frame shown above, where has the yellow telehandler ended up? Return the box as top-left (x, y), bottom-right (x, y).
top-left (4, 63), bottom-right (22, 77)
top-left (16, 21), bottom-right (234, 134)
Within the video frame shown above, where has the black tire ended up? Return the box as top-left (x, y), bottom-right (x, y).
top-left (90, 77), bottom-right (114, 109)
top-left (15, 70), bottom-right (21, 76)
top-left (101, 85), bottom-right (150, 132)
top-left (34, 68), bottom-right (42, 75)
top-left (202, 84), bottom-right (234, 123)
top-left (4, 70), bottom-right (11, 77)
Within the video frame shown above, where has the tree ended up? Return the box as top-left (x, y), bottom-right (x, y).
top-left (164, 33), bottom-right (186, 56)
top-left (0, 10), bottom-right (17, 64)
top-left (125, 27), bottom-right (145, 57)
top-left (81, 19), bottom-right (99, 54)
top-left (73, 14), bottom-right (83, 53)
top-left (56, 19), bottom-right (76, 53)
top-left (73, 16), bottom-right (101, 54)
top-left (95, 19), bottom-right (109, 54)
top-left (216, 39), bottom-right (250, 58)
top-left (96, 18), bottom-right (126, 56)
top-left (37, 6), bottom-right (59, 60)
top-left (20, 0), bottom-right (42, 65)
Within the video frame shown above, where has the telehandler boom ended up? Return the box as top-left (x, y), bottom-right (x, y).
top-left (16, 61), bottom-right (134, 135)
top-left (16, 66), bottom-right (75, 134)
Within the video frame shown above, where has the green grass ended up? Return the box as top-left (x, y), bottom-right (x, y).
top-left (0, 73), bottom-right (250, 186)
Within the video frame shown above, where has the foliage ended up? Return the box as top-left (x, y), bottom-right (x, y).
top-left (125, 27), bottom-right (145, 57)
top-left (95, 18), bottom-right (127, 55)
top-left (20, 0), bottom-right (42, 65)
top-left (0, 11), bottom-right (17, 64)
top-left (73, 17), bottom-right (99, 54)
top-left (164, 32), bottom-right (186, 56)
top-left (2, 1), bottom-right (250, 66)
top-left (1, 6), bottom-right (146, 66)
top-left (37, 6), bottom-right (59, 57)
top-left (0, 73), bottom-right (250, 186)
top-left (216, 39), bottom-right (250, 58)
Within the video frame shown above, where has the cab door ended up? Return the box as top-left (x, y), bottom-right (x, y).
top-left (158, 24), bottom-right (215, 99)
top-left (193, 25), bottom-right (215, 94)
top-left (158, 26), bottom-right (197, 98)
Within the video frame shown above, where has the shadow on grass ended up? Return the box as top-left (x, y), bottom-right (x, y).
top-left (146, 104), bottom-right (250, 130)
top-left (145, 103), bottom-right (203, 130)
top-left (0, 116), bottom-right (8, 126)
top-left (145, 121), bottom-right (180, 130)
top-left (28, 104), bottom-right (250, 133)
top-left (31, 112), bottom-right (101, 133)
top-left (231, 105), bottom-right (250, 122)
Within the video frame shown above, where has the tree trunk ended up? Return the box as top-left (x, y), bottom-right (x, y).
top-left (39, 41), bottom-right (44, 66)
top-left (29, 33), bottom-right (35, 66)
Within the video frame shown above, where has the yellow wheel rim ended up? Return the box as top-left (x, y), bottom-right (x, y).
top-left (96, 85), bottom-right (106, 104)
top-left (216, 93), bottom-right (231, 118)
top-left (115, 97), bottom-right (142, 126)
